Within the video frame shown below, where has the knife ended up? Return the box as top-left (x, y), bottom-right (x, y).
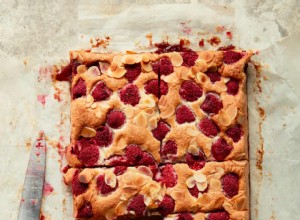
top-left (18, 131), bottom-right (46, 220)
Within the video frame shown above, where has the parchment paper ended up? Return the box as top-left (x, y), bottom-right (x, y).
top-left (1, 1), bottom-right (300, 220)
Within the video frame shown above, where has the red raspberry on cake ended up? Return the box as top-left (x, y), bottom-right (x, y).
top-left (161, 140), bottom-right (177, 160)
top-left (179, 81), bottom-right (203, 102)
top-left (72, 78), bottom-right (86, 99)
top-left (91, 81), bottom-right (112, 101)
top-left (120, 83), bottom-right (140, 106)
top-left (151, 121), bottom-right (170, 141)
top-left (222, 173), bottom-right (239, 198)
top-left (175, 105), bottom-right (195, 124)
top-left (211, 138), bottom-right (233, 161)
top-left (127, 195), bottom-right (147, 217)
top-left (198, 118), bottom-right (219, 137)
top-left (96, 174), bottom-right (118, 195)
top-left (201, 93), bottom-right (223, 114)
top-left (106, 110), bottom-right (126, 129)
top-left (208, 211), bottom-right (230, 220)
top-left (155, 164), bottom-right (177, 188)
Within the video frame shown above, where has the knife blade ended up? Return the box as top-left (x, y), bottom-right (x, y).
top-left (18, 131), bottom-right (46, 220)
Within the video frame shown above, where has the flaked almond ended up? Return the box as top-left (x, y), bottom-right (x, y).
top-left (219, 109), bottom-right (231, 126)
top-left (77, 65), bottom-right (87, 75)
top-left (108, 67), bottom-right (127, 78)
top-left (185, 127), bottom-right (198, 136)
top-left (124, 106), bottom-right (134, 119)
top-left (81, 126), bottom-right (97, 138)
top-left (194, 171), bottom-right (207, 183)
top-left (96, 111), bottom-right (102, 118)
top-left (199, 51), bottom-right (215, 62)
top-left (141, 61), bottom-right (152, 72)
top-left (142, 54), bottom-right (150, 63)
top-left (148, 116), bottom-right (158, 130)
top-left (158, 95), bottom-right (168, 107)
top-left (223, 201), bottom-right (234, 214)
top-left (191, 66), bottom-right (200, 75)
top-left (134, 112), bottom-right (148, 127)
top-left (163, 73), bottom-right (178, 83)
top-left (99, 61), bottom-right (110, 74)
top-left (196, 181), bottom-right (208, 192)
top-left (64, 168), bottom-right (77, 184)
top-left (115, 201), bottom-right (127, 215)
top-left (170, 52), bottom-right (183, 67)
top-left (137, 166), bottom-right (153, 178)
top-left (186, 176), bottom-right (196, 188)
top-left (104, 172), bottom-right (117, 188)
top-left (209, 178), bottom-right (221, 190)
top-left (140, 96), bottom-right (156, 108)
top-left (195, 59), bottom-right (208, 72)
top-left (180, 67), bottom-right (190, 80)
top-left (196, 72), bottom-right (207, 84)
top-left (160, 105), bottom-right (175, 119)
top-left (188, 145), bottom-right (199, 156)
top-left (78, 170), bottom-right (92, 184)
top-left (215, 167), bottom-right (225, 175)
top-left (222, 94), bottom-right (235, 107)
top-left (170, 190), bottom-right (185, 201)
top-left (123, 55), bottom-right (137, 65)
top-left (111, 56), bottom-right (123, 70)
top-left (223, 77), bottom-right (231, 83)
top-left (86, 101), bottom-right (93, 108)
top-left (90, 103), bottom-right (97, 109)
top-left (149, 184), bottom-right (162, 199)
top-left (144, 196), bottom-right (152, 206)
top-left (88, 66), bottom-right (101, 76)
top-left (226, 104), bottom-right (238, 121)
top-left (214, 81), bottom-right (227, 92)
top-left (86, 94), bottom-right (94, 103)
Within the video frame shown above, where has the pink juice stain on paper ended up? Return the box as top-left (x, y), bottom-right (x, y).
top-left (37, 95), bottom-right (48, 106)
top-left (38, 66), bottom-right (52, 82)
top-left (180, 21), bottom-right (192, 35)
top-left (43, 182), bottom-right (54, 196)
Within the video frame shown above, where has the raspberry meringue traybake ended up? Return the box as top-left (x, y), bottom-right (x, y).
top-left (64, 49), bottom-right (252, 220)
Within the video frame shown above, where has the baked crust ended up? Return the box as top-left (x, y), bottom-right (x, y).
top-left (64, 161), bottom-right (248, 219)
top-left (165, 211), bottom-right (249, 220)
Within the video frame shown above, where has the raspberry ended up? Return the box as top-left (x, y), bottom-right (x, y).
top-left (56, 62), bottom-right (72, 81)
top-left (72, 78), bottom-right (86, 99)
top-left (120, 84), bottom-right (140, 106)
top-left (226, 125), bottom-right (243, 142)
top-left (206, 72), bottom-right (221, 83)
top-left (177, 213), bottom-right (193, 220)
top-left (113, 166), bottom-right (128, 175)
top-left (152, 60), bottom-right (160, 74)
top-left (149, 164), bottom-right (159, 178)
top-left (144, 79), bottom-right (159, 97)
top-left (125, 145), bottom-right (155, 165)
top-left (127, 195), bottom-right (147, 217)
top-left (182, 51), bottom-right (198, 67)
top-left (78, 145), bottom-right (99, 166)
top-left (96, 175), bottom-right (118, 195)
top-left (151, 121), bottom-right (170, 141)
top-left (223, 51), bottom-right (242, 64)
top-left (160, 56), bottom-right (174, 76)
top-left (186, 152), bottom-right (206, 170)
top-left (124, 63), bottom-right (141, 82)
top-left (160, 80), bottom-right (169, 96)
top-left (198, 118), bottom-right (219, 137)
top-left (175, 105), bottom-right (195, 124)
top-left (106, 110), bottom-right (126, 129)
top-left (72, 172), bottom-right (88, 196)
top-left (158, 195), bottom-right (175, 216)
top-left (200, 93), bottom-right (223, 114)
top-left (161, 140), bottom-right (177, 160)
top-left (179, 81), bottom-right (203, 102)
top-left (188, 185), bottom-right (200, 198)
top-left (91, 81), bottom-right (112, 101)
top-left (76, 137), bottom-right (95, 150)
top-left (208, 211), bottom-right (230, 220)
top-left (211, 138), bottom-right (233, 161)
top-left (226, 79), bottom-right (239, 95)
top-left (155, 164), bottom-right (177, 188)
top-left (144, 79), bottom-right (169, 98)
top-left (94, 126), bottom-right (112, 147)
top-left (76, 202), bottom-right (93, 218)
top-left (108, 156), bottom-right (129, 166)
top-left (222, 173), bottom-right (239, 198)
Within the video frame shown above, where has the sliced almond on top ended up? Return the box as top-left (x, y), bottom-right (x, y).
top-left (148, 116), bottom-right (158, 130)
top-left (209, 178), bottom-right (221, 190)
top-left (170, 52), bottom-right (183, 67)
top-left (81, 126), bottom-right (97, 138)
top-left (108, 67), bottom-right (127, 78)
top-left (124, 105), bottom-right (135, 119)
top-left (99, 61), bottom-right (110, 74)
top-left (77, 65), bottom-right (87, 75)
top-left (137, 166), bottom-right (153, 178)
top-left (86, 94), bottom-right (94, 103)
top-left (191, 66), bottom-right (199, 75)
top-left (115, 201), bottom-right (127, 215)
top-left (214, 81), bottom-right (227, 92)
top-left (134, 112), bottom-right (148, 127)
top-left (141, 61), bottom-right (152, 72)
top-left (144, 196), bottom-right (152, 206)
top-left (219, 109), bottom-right (231, 126)
top-left (196, 181), bottom-right (208, 191)
top-left (78, 170), bottom-right (92, 184)
top-left (199, 51), bottom-right (215, 62)
top-left (180, 67), bottom-right (190, 80)
top-left (226, 104), bottom-right (238, 121)
top-left (188, 145), bottom-right (199, 156)
top-left (142, 54), bottom-right (150, 63)
top-left (196, 72), bottom-right (207, 84)
top-left (123, 55), bottom-right (137, 65)
top-left (195, 59), bottom-right (208, 72)
top-left (140, 97), bottom-right (156, 108)
top-left (186, 176), bottom-right (196, 188)
top-left (104, 172), bottom-right (117, 188)
top-left (88, 66), bottom-right (101, 76)
top-left (160, 105), bottom-right (175, 119)
top-left (194, 171), bottom-right (207, 183)
top-left (185, 127), bottom-right (198, 136)
top-left (111, 56), bottom-right (123, 70)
